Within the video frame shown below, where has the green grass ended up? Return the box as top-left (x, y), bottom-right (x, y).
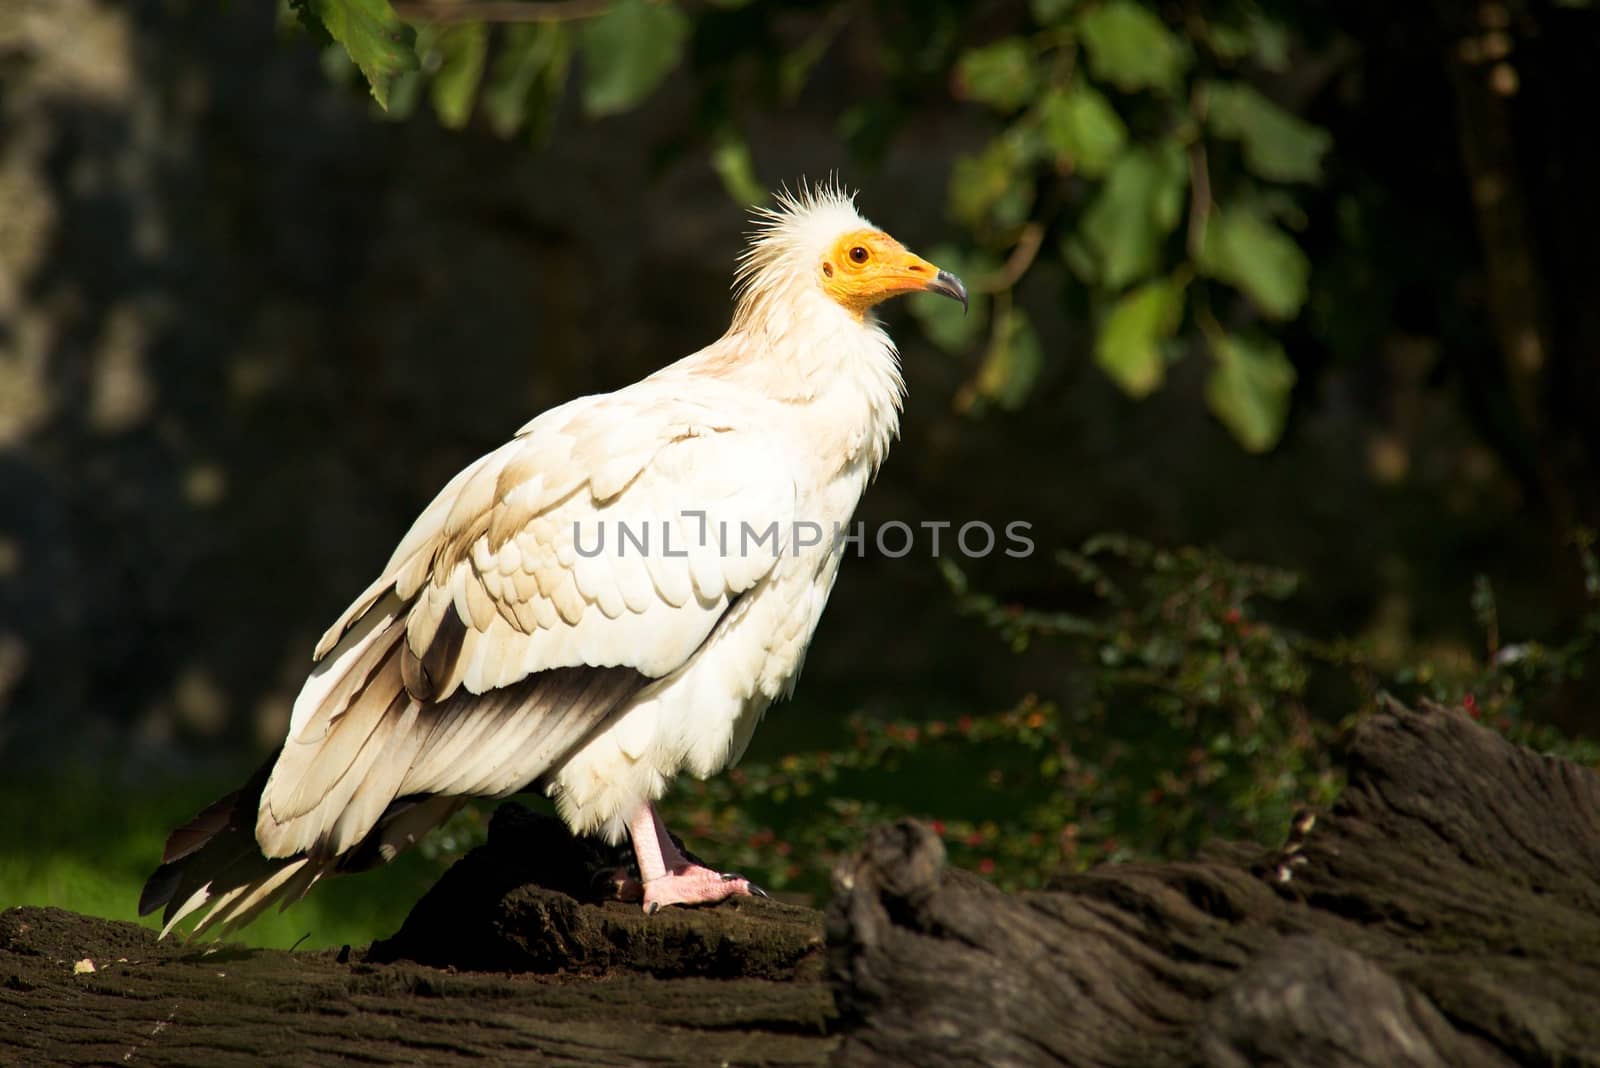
top-left (0, 773), bottom-right (443, 950)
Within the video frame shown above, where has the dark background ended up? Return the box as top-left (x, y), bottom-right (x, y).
top-left (2, 0), bottom-right (1597, 941)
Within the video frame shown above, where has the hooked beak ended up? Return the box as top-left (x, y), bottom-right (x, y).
top-left (925, 269), bottom-right (969, 314)
top-left (863, 247), bottom-right (971, 314)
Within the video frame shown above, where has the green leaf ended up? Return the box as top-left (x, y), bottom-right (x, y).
top-left (303, 0), bottom-right (418, 109)
top-left (429, 23), bottom-right (488, 129)
top-left (482, 23), bottom-right (571, 141)
top-left (1059, 232), bottom-right (1100, 283)
top-left (1040, 81), bottom-right (1127, 177)
top-left (710, 130), bottom-right (764, 205)
top-left (1031, 0), bottom-right (1078, 22)
top-left (1198, 205), bottom-right (1310, 319)
top-left (318, 39), bottom-right (360, 90)
top-left (1201, 21), bottom-right (1252, 61)
top-left (957, 38), bottom-right (1037, 112)
top-left (963, 306), bottom-right (1044, 412)
top-left (1079, 143), bottom-right (1187, 289)
top-left (1095, 277), bottom-right (1184, 397)
top-left (950, 133), bottom-right (1036, 230)
top-left (1207, 82), bottom-right (1330, 183)
top-left (1205, 332), bottom-right (1296, 451)
top-left (288, 0), bottom-right (334, 44)
top-left (383, 66), bottom-right (423, 120)
top-left (1078, 0), bottom-right (1187, 94)
top-left (578, 0), bottom-right (690, 118)
top-left (1247, 14), bottom-right (1291, 72)
top-left (909, 244), bottom-right (996, 353)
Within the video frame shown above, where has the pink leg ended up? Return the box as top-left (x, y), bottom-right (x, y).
top-left (626, 803), bottom-right (763, 914)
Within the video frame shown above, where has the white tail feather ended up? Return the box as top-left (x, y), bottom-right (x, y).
top-left (190, 859), bottom-right (316, 938)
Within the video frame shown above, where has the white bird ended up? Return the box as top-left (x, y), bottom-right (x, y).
top-left (139, 181), bottom-right (967, 934)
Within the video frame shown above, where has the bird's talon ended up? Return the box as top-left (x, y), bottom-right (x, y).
top-left (719, 871), bottom-right (766, 897)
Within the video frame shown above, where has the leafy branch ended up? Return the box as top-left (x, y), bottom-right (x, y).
top-left (292, 0), bottom-right (1344, 451)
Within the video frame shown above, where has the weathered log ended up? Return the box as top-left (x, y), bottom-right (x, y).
top-left (4, 699), bottom-right (1598, 1066)
top-left (0, 902), bottom-right (834, 1067)
top-left (369, 801), bottom-right (826, 981)
top-left (0, 802), bottom-right (832, 1067)
top-left (828, 699), bottom-right (1600, 1067)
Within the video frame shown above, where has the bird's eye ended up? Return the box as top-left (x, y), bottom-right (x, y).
top-left (849, 246), bottom-right (869, 264)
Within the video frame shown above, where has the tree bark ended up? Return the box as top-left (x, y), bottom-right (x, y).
top-left (829, 699), bottom-right (1600, 1067)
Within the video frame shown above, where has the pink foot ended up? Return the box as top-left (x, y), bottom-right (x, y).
top-left (643, 865), bottom-right (759, 914)
top-left (625, 803), bottom-right (766, 915)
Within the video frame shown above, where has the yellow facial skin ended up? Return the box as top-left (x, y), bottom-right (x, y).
top-left (820, 229), bottom-right (969, 317)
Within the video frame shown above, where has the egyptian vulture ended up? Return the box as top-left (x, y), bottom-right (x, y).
top-left (139, 182), bottom-right (967, 934)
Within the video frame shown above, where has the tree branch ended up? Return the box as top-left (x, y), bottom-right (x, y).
top-left (976, 222), bottom-right (1046, 295)
top-left (1185, 83), bottom-right (1212, 263)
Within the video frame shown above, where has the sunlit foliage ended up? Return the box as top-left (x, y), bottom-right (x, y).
top-left (287, 0), bottom-right (1331, 451)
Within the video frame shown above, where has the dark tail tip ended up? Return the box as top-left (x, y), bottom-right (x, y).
top-left (138, 865), bottom-right (179, 918)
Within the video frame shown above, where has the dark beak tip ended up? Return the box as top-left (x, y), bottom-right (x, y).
top-left (932, 269), bottom-right (969, 315)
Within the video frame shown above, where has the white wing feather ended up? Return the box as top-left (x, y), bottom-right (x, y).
top-left (261, 380), bottom-right (797, 859)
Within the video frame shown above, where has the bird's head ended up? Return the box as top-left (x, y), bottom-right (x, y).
top-left (734, 181), bottom-right (968, 326)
